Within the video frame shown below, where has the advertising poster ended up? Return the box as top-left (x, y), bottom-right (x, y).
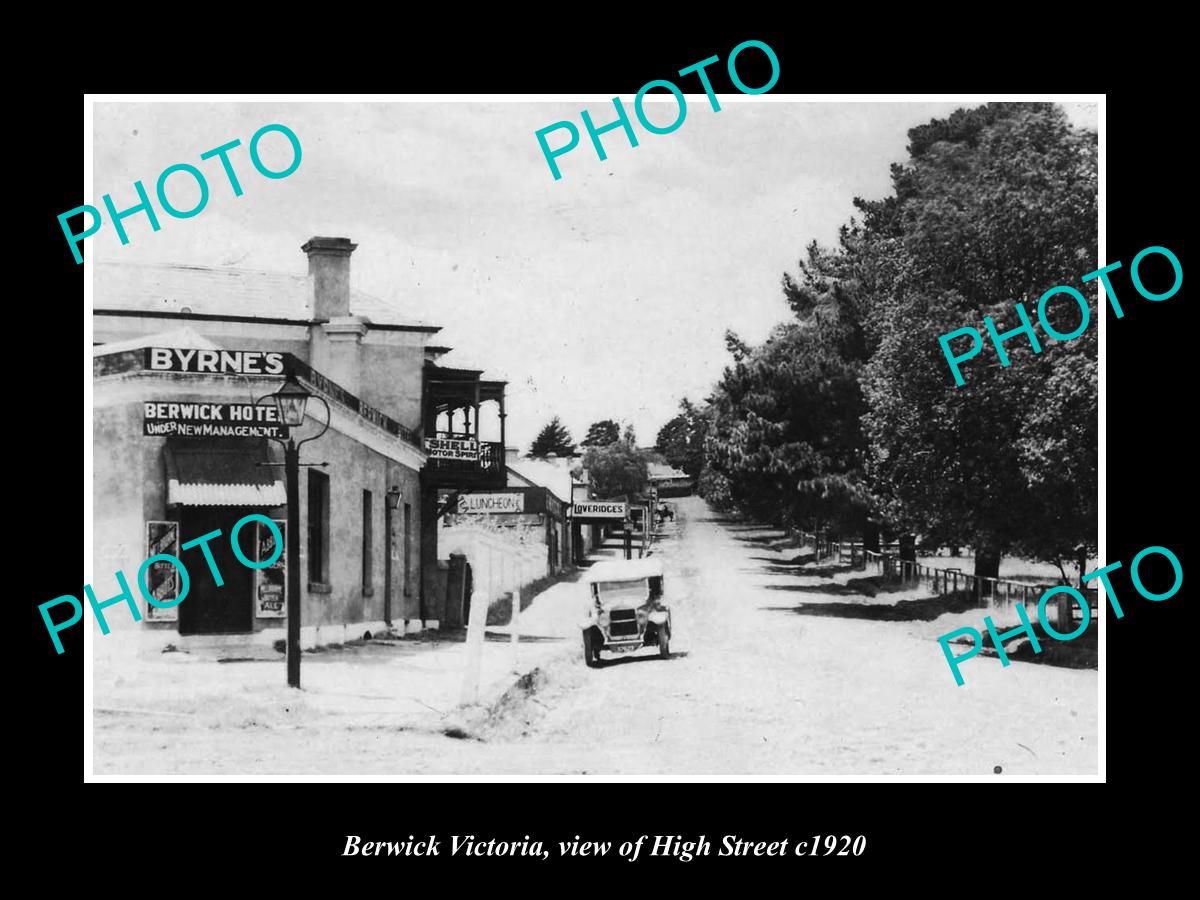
top-left (255, 519), bottom-right (286, 618)
top-left (143, 521), bottom-right (180, 621)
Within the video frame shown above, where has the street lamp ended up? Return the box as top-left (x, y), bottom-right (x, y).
top-left (258, 371), bottom-right (329, 689)
top-left (273, 373), bottom-right (311, 426)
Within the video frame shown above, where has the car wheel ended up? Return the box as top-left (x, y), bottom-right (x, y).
top-left (583, 629), bottom-right (600, 668)
top-left (657, 626), bottom-right (670, 659)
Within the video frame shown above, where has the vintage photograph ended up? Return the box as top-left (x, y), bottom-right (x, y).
top-left (86, 97), bottom-right (1099, 778)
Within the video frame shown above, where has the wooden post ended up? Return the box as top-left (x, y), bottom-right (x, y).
top-left (511, 588), bottom-right (521, 671)
top-left (459, 590), bottom-right (489, 705)
top-left (1057, 594), bottom-right (1073, 634)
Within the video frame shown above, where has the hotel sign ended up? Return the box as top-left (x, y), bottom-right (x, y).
top-left (143, 401), bottom-right (289, 439)
top-left (425, 437), bottom-right (479, 460)
top-left (145, 347), bottom-right (286, 375)
top-left (573, 501), bottom-right (627, 519)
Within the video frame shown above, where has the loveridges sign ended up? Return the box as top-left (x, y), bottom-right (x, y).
top-left (573, 501), bottom-right (627, 519)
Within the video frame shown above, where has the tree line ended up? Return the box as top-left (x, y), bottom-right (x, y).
top-left (653, 103), bottom-right (1097, 581)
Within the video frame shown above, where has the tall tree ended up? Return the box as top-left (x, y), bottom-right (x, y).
top-left (529, 416), bottom-right (576, 458)
top-left (705, 311), bottom-right (871, 534)
top-left (655, 398), bottom-right (709, 478)
top-left (581, 440), bottom-right (650, 499)
top-left (581, 419), bottom-right (620, 447)
top-left (857, 103), bottom-right (1098, 579)
top-left (703, 234), bottom-right (876, 535)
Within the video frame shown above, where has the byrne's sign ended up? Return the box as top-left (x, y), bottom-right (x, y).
top-left (145, 347), bottom-right (285, 376)
top-left (456, 493), bottom-right (525, 514)
top-left (573, 501), bottom-right (627, 519)
top-left (425, 437), bottom-right (479, 460)
top-left (143, 401), bottom-right (288, 438)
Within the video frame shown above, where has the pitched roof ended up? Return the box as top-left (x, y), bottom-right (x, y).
top-left (507, 458), bottom-right (575, 504)
top-left (94, 260), bottom-right (435, 329)
top-left (648, 461), bottom-right (690, 480)
top-left (92, 326), bottom-right (221, 356)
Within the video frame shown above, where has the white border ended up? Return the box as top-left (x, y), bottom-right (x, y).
top-left (84, 92), bottom-right (1105, 784)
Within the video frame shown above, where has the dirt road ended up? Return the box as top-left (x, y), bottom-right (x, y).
top-left (93, 496), bottom-right (1097, 777)
top-left (462, 496), bottom-right (1098, 777)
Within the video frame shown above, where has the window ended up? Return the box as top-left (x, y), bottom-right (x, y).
top-left (362, 490), bottom-right (374, 595)
top-left (307, 470), bottom-right (330, 584)
top-left (403, 502), bottom-right (412, 596)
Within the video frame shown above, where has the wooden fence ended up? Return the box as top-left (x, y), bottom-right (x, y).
top-left (794, 531), bottom-right (1097, 632)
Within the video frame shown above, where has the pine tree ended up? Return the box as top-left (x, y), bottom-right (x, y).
top-left (581, 420), bottom-right (620, 447)
top-left (529, 416), bottom-right (576, 458)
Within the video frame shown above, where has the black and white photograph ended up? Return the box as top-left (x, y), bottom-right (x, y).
top-left (80, 93), bottom-right (1104, 781)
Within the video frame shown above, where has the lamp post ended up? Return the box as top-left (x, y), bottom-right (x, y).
top-left (262, 372), bottom-right (329, 689)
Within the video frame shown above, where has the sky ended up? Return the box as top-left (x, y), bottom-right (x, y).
top-left (92, 99), bottom-right (1097, 451)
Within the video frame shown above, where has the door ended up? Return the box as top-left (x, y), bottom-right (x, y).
top-left (384, 502), bottom-right (394, 624)
top-left (177, 506), bottom-right (257, 635)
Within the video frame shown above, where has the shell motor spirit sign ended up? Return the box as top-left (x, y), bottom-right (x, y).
top-left (143, 401), bottom-right (289, 439)
top-left (573, 501), bottom-right (627, 520)
top-left (425, 437), bottom-right (479, 460)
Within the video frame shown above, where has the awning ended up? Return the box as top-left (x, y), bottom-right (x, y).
top-left (164, 438), bottom-right (286, 507)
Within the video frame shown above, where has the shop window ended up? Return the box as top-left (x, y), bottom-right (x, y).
top-left (308, 469), bottom-right (330, 585)
top-left (362, 489), bottom-right (374, 596)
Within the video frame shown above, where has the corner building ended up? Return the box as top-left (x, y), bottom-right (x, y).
top-left (92, 236), bottom-right (498, 651)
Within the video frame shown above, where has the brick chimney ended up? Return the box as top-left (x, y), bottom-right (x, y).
top-left (303, 236), bottom-right (366, 394)
top-left (302, 236), bottom-right (357, 320)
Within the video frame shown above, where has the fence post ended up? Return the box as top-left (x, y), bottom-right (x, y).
top-left (1057, 593), bottom-right (1072, 633)
top-left (511, 588), bottom-right (521, 671)
top-left (459, 589), bottom-right (489, 705)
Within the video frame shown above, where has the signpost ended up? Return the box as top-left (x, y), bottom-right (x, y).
top-left (455, 493), bottom-right (525, 514)
top-left (143, 401), bottom-right (289, 439)
top-left (572, 501), bottom-right (627, 520)
top-left (425, 437), bottom-right (480, 460)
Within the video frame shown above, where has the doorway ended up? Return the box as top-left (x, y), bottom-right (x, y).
top-left (177, 506), bottom-right (258, 635)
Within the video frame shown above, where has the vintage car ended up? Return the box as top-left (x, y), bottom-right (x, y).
top-left (579, 558), bottom-right (672, 667)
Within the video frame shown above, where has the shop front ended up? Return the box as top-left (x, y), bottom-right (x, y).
top-left (93, 337), bottom-right (426, 650)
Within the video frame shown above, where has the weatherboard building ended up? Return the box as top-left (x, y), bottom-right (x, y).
top-left (92, 236), bottom-right (504, 650)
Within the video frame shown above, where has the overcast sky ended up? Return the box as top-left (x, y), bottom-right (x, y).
top-left (92, 100), bottom-right (1097, 451)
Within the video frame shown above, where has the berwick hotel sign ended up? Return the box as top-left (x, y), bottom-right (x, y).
top-left (95, 347), bottom-right (419, 446)
top-left (143, 402), bottom-right (288, 438)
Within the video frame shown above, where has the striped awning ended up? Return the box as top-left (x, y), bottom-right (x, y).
top-left (164, 438), bottom-right (285, 507)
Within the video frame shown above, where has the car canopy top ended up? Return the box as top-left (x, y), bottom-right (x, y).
top-left (583, 558), bottom-right (665, 584)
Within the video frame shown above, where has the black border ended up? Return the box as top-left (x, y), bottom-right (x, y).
top-left (26, 25), bottom-right (1191, 887)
